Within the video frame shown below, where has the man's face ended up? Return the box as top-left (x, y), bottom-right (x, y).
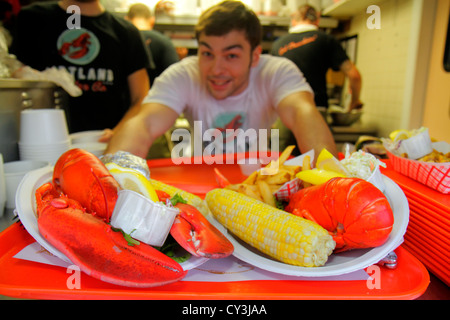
top-left (197, 30), bottom-right (261, 100)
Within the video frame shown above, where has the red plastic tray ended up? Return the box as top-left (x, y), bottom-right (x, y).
top-left (0, 158), bottom-right (430, 300)
top-left (381, 161), bottom-right (449, 286)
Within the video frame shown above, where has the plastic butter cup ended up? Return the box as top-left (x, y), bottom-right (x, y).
top-left (397, 128), bottom-right (433, 160)
top-left (110, 190), bottom-right (179, 247)
top-left (340, 150), bottom-right (386, 193)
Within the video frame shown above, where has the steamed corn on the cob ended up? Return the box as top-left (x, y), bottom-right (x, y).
top-left (205, 189), bottom-right (335, 267)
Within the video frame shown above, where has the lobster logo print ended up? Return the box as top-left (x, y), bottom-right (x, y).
top-left (214, 112), bottom-right (246, 143)
top-left (57, 28), bottom-right (100, 65)
top-left (216, 114), bottom-right (244, 132)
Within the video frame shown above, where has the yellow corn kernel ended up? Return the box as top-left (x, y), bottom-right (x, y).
top-left (205, 188), bottom-right (335, 267)
top-left (149, 179), bottom-right (208, 215)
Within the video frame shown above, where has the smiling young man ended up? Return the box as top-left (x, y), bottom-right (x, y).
top-left (105, 0), bottom-right (337, 160)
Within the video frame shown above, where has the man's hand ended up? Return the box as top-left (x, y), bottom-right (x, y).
top-left (98, 129), bottom-right (114, 143)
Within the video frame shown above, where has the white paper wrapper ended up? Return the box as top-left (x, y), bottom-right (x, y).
top-left (110, 190), bottom-right (179, 247)
top-left (394, 128), bottom-right (433, 160)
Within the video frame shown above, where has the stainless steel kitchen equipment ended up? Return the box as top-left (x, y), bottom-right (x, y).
top-left (0, 79), bottom-right (68, 162)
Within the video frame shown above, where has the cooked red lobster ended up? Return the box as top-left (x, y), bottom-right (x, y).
top-left (35, 148), bottom-right (233, 287)
top-left (285, 177), bottom-right (394, 252)
top-left (52, 148), bottom-right (119, 222)
top-left (36, 182), bottom-right (187, 287)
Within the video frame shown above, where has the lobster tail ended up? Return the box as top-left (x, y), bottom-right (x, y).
top-left (286, 178), bottom-right (394, 252)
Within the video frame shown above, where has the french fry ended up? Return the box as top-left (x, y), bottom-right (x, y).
top-left (241, 185), bottom-right (263, 202)
top-left (257, 180), bottom-right (276, 207)
top-left (302, 155), bottom-right (311, 171)
top-left (260, 145), bottom-right (295, 175)
top-left (226, 183), bottom-right (263, 201)
top-left (242, 170), bottom-right (258, 184)
top-left (283, 165), bottom-right (301, 174)
top-left (223, 146), bottom-right (303, 206)
top-left (278, 145), bottom-right (296, 164)
top-left (301, 155), bottom-right (312, 188)
top-left (269, 184), bottom-right (282, 193)
top-left (264, 170), bottom-right (292, 185)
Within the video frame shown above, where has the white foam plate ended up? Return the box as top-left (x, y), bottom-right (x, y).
top-left (15, 166), bottom-right (208, 271)
top-left (206, 176), bottom-right (409, 277)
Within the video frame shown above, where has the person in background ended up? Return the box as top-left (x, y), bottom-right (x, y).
top-left (0, 0), bottom-right (20, 36)
top-left (271, 4), bottom-right (362, 111)
top-left (11, 0), bottom-right (150, 139)
top-left (126, 2), bottom-right (179, 85)
top-left (105, 0), bottom-right (337, 160)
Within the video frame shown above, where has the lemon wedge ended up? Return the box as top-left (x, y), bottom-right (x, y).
top-left (316, 148), bottom-right (349, 176)
top-left (107, 163), bottom-right (159, 202)
top-left (316, 148), bottom-right (335, 165)
top-left (297, 169), bottom-right (346, 186)
top-left (389, 129), bottom-right (411, 142)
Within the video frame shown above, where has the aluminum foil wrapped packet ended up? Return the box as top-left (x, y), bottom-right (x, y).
top-left (100, 151), bottom-right (150, 179)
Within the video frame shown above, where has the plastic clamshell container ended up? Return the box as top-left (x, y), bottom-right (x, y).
top-left (110, 190), bottom-right (179, 247)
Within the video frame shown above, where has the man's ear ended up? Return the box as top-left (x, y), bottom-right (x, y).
top-left (150, 16), bottom-right (155, 28)
top-left (251, 45), bottom-right (262, 67)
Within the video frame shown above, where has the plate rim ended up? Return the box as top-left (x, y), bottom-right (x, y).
top-left (206, 175), bottom-right (409, 277)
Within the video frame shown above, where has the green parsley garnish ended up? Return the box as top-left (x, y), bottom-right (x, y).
top-left (170, 193), bottom-right (187, 206)
top-left (111, 227), bottom-right (140, 246)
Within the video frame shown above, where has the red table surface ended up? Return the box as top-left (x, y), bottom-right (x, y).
top-left (0, 158), bottom-right (430, 300)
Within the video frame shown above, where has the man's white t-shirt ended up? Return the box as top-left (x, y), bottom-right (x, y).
top-left (143, 54), bottom-right (312, 153)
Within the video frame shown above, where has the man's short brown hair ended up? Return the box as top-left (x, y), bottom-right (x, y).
top-left (127, 3), bottom-right (152, 20)
top-left (195, 0), bottom-right (262, 51)
top-left (294, 4), bottom-right (319, 23)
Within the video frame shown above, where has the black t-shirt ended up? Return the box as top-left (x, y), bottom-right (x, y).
top-left (271, 30), bottom-right (349, 108)
top-left (11, 2), bottom-right (151, 132)
top-left (140, 30), bottom-right (179, 85)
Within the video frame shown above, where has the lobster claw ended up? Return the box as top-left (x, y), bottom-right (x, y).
top-left (170, 203), bottom-right (234, 259)
top-left (36, 182), bottom-right (187, 288)
top-left (52, 148), bottom-right (120, 222)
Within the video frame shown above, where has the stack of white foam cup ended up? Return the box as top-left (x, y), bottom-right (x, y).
top-left (18, 109), bottom-right (71, 164)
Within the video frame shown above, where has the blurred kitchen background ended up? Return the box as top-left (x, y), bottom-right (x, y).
top-left (101, 0), bottom-right (450, 145)
top-left (1, 0), bottom-right (449, 160)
